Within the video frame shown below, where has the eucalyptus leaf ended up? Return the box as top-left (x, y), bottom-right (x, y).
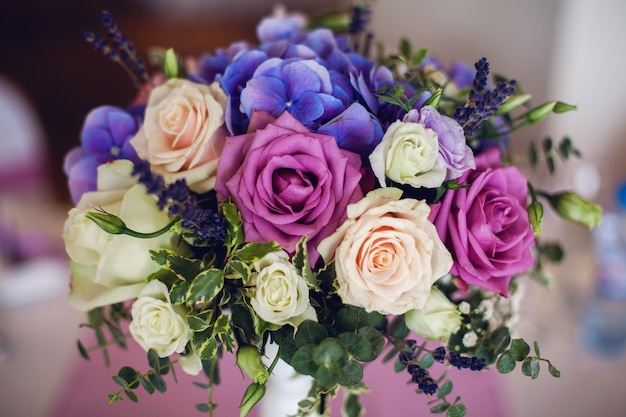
top-left (521, 357), bottom-right (540, 379)
top-left (124, 389), bottom-right (139, 403)
top-left (548, 362), bottom-right (561, 378)
top-left (291, 344), bottom-right (318, 376)
top-left (77, 340), bottom-right (90, 360)
top-left (420, 353), bottom-right (435, 369)
top-left (437, 380), bottom-right (453, 398)
top-left (338, 332), bottom-right (373, 362)
top-left (496, 352), bottom-right (516, 374)
top-left (338, 360), bottom-right (364, 387)
top-left (510, 338), bottom-right (531, 361)
top-left (295, 320), bottom-right (328, 347)
top-left (446, 403), bottom-right (467, 417)
top-left (118, 366), bottom-right (140, 389)
top-left (148, 372), bottom-right (167, 393)
top-left (137, 373), bottom-right (155, 394)
top-left (430, 402), bottom-right (450, 413)
top-left (335, 308), bottom-right (360, 333)
top-left (357, 327), bottom-right (385, 359)
top-left (343, 392), bottom-right (363, 417)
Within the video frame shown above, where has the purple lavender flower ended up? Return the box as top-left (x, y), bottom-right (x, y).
top-left (64, 105), bottom-right (140, 203)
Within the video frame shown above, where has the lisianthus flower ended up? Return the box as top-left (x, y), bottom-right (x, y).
top-left (318, 187), bottom-right (453, 315)
top-left (64, 105), bottom-right (140, 203)
top-left (215, 111), bottom-right (363, 264)
top-left (429, 148), bottom-right (535, 296)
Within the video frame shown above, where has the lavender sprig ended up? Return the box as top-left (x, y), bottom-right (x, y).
top-left (454, 57), bottom-right (516, 136)
top-left (83, 11), bottom-right (148, 87)
top-left (132, 160), bottom-right (226, 242)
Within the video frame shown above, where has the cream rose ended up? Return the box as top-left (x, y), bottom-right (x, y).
top-left (250, 251), bottom-right (317, 329)
top-left (404, 286), bottom-right (462, 342)
top-left (63, 160), bottom-right (177, 311)
top-left (130, 78), bottom-right (228, 193)
top-left (318, 188), bottom-right (453, 315)
top-left (129, 280), bottom-right (191, 357)
top-left (369, 120), bottom-right (445, 188)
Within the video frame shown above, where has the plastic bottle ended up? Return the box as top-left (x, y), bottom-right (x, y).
top-left (581, 182), bottom-right (626, 357)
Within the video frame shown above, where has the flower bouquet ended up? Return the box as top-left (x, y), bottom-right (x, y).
top-left (62, 3), bottom-right (602, 417)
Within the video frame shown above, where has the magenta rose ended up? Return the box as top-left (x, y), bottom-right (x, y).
top-left (215, 111), bottom-right (363, 263)
top-left (429, 148), bottom-right (534, 296)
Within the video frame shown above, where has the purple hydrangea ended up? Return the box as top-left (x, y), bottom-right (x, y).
top-left (64, 105), bottom-right (140, 203)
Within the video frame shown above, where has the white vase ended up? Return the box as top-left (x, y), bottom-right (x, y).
top-left (260, 342), bottom-right (319, 417)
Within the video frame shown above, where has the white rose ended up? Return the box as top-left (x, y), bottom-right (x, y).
top-left (318, 188), bottom-right (452, 315)
top-left (130, 78), bottom-right (228, 193)
top-left (250, 251), bottom-right (317, 329)
top-left (63, 160), bottom-right (177, 311)
top-left (369, 120), bottom-right (446, 188)
top-left (404, 287), bottom-right (462, 342)
top-left (129, 280), bottom-right (191, 357)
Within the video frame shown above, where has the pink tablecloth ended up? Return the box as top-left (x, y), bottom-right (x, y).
top-left (50, 336), bottom-right (509, 417)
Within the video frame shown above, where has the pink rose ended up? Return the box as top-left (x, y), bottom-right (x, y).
top-left (130, 79), bottom-right (228, 193)
top-left (215, 111), bottom-right (363, 263)
top-left (318, 188), bottom-right (453, 315)
top-left (430, 148), bottom-right (535, 296)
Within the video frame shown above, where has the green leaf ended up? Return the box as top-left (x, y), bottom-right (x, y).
top-left (338, 333), bottom-right (373, 362)
top-left (420, 353), bottom-right (435, 369)
top-left (137, 373), bottom-right (155, 394)
top-left (164, 253), bottom-right (203, 281)
top-left (496, 352), bottom-right (516, 374)
top-left (422, 87), bottom-right (443, 109)
top-left (124, 389), bottom-right (139, 403)
top-left (312, 338), bottom-right (349, 370)
top-left (108, 392), bottom-right (123, 404)
top-left (239, 382), bottom-right (266, 417)
top-left (224, 259), bottom-right (251, 283)
top-left (291, 344), bottom-right (318, 376)
top-left (77, 340), bottom-right (90, 360)
top-left (357, 327), bottom-right (385, 359)
top-left (510, 338), bottom-right (531, 361)
top-left (118, 366), bottom-right (140, 389)
top-left (553, 101), bottom-right (577, 114)
top-left (169, 279), bottom-right (189, 304)
top-left (548, 362), bottom-right (561, 378)
top-left (521, 357), bottom-right (540, 379)
top-left (188, 315), bottom-right (211, 332)
top-left (388, 316), bottom-right (409, 339)
top-left (148, 372), bottom-right (167, 393)
top-left (335, 308), bottom-right (360, 333)
top-left (235, 242), bottom-right (281, 263)
top-left (529, 141), bottom-right (538, 167)
top-left (163, 48), bottom-right (179, 79)
top-left (295, 320), bottom-right (328, 347)
top-left (199, 337), bottom-right (219, 360)
top-left (293, 236), bottom-right (319, 291)
top-left (343, 392), bottom-right (364, 417)
top-left (195, 403), bottom-right (212, 412)
top-left (533, 341), bottom-right (541, 358)
top-left (399, 38), bottom-right (411, 58)
top-left (430, 402), bottom-right (450, 413)
top-left (338, 360), bottom-right (364, 387)
top-left (446, 403), bottom-right (467, 417)
top-left (437, 380), bottom-right (453, 399)
top-left (147, 349), bottom-right (160, 369)
top-left (411, 47), bottom-right (428, 66)
top-left (112, 375), bottom-right (130, 389)
top-left (187, 268), bottom-right (223, 305)
top-left (221, 200), bottom-right (244, 252)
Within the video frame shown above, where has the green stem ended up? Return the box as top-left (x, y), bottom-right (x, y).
top-left (121, 216), bottom-right (181, 239)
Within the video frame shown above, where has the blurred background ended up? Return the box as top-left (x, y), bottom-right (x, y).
top-left (1, 0), bottom-right (626, 416)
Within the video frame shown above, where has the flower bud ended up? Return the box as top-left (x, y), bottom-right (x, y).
top-left (547, 191), bottom-right (602, 229)
top-left (236, 345), bottom-right (269, 384)
top-left (404, 287), bottom-right (461, 342)
top-left (525, 101), bottom-right (556, 124)
top-left (527, 201), bottom-right (544, 237)
top-left (85, 211), bottom-right (127, 234)
top-left (239, 382), bottom-right (266, 417)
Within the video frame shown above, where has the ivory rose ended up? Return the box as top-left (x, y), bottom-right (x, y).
top-left (129, 280), bottom-right (192, 357)
top-left (404, 287), bottom-right (462, 342)
top-left (63, 160), bottom-right (177, 311)
top-left (130, 78), bottom-right (228, 193)
top-left (318, 188), bottom-right (453, 315)
top-left (250, 251), bottom-right (316, 329)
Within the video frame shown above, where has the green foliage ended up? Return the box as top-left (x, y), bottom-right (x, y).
top-left (495, 338), bottom-right (560, 380)
top-left (529, 136), bottom-right (582, 174)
